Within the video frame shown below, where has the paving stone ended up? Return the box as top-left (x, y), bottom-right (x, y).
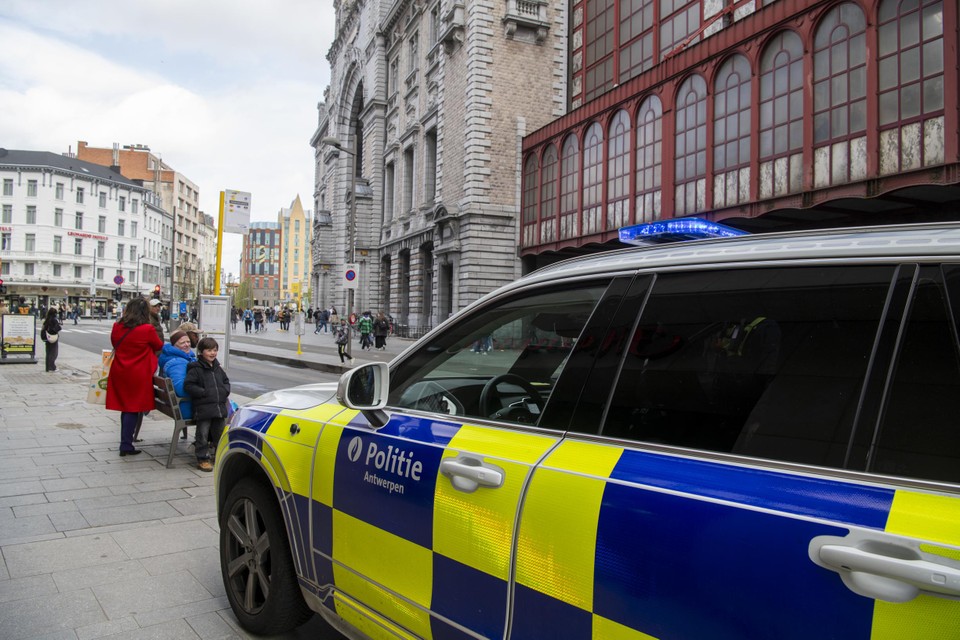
top-left (41, 477), bottom-right (89, 492)
top-left (74, 494), bottom-right (136, 510)
top-left (0, 480), bottom-right (45, 498)
top-left (0, 588), bottom-right (106, 639)
top-left (169, 497), bottom-right (217, 518)
top-left (0, 573), bottom-right (58, 604)
top-left (112, 520), bottom-right (219, 560)
top-left (132, 489), bottom-right (193, 503)
top-left (93, 571), bottom-right (213, 620)
top-left (75, 616), bottom-right (140, 640)
top-left (46, 486), bottom-right (114, 502)
top-left (0, 513), bottom-right (58, 543)
top-left (82, 502), bottom-right (181, 528)
top-left (14, 500), bottom-right (77, 517)
top-left (53, 559), bottom-right (150, 593)
top-left (184, 611), bottom-right (241, 640)
top-left (134, 597), bottom-right (229, 634)
top-left (49, 510), bottom-right (91, 532)
top-left (3, 533), bottom-right (128, 578)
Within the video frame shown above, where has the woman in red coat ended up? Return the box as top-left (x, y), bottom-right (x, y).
top-left (106, 297), bottom-right (163, 456)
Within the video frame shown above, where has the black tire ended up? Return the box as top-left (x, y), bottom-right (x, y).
top-left (220, 478), bottom-right (313, 634)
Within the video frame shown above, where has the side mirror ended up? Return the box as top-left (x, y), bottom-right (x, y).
top-left (337, 363), bottom-right (390, 427)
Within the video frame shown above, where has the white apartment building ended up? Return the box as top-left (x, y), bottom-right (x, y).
top-left (312, 0), bottom-right (568, 335)
top-left (0, 148), bottom-right (172, 315)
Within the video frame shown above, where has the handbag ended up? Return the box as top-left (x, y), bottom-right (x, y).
top-left (86, 327), bottom-right (132, 405)
top-left (47, 332), bottom-right (59, 344)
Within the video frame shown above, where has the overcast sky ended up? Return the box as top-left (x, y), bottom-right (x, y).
top-left (0, 0), bottom-right (335, 282)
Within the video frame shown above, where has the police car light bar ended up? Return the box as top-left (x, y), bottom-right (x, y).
top-left (618, 218), bottom-right (749, 245)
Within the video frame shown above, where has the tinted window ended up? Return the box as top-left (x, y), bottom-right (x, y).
top-left (871, 266), bottom-right (960, 483)
top-left (603, 266), bottom-right (896, 467)
top-left (389, 283), bottom-right (609, 427)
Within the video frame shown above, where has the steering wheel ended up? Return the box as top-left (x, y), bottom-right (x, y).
top-left (479, 374), bottom-right (545, 421)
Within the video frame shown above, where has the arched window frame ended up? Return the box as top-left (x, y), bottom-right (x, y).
top-left (635, 94), bottom-right (663, 223)
top-left (674, 74), bottom-right (707, 216)
top-left (540, 144), bottom-right (559, 244)
top-left (877, 0), bottom-right (945, 172)
top-left (759, 31), bottom-right (805, 197)
top-left (521, 154), bottom-right (539, 248)
top-left (559, 134), bottom-right (581, 240)
top-left (607, 110), bottom-right (632, 230)
top-left (582, 122), bottom-right (604, 235)
top-left (713, 54), bottom-right (752, 207)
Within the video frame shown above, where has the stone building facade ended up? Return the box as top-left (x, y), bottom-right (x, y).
top-left (311, 0), bottom-right (568, 335)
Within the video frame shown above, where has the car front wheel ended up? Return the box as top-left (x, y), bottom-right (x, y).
top-left (220, 478), bottom-right (313, 634)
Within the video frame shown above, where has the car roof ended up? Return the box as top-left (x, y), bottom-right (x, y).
top-left (522, 221), bottom-right (960, 286)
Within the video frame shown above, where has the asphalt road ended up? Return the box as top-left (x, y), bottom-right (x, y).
top-left (56, 321), bottom-right (340, 399)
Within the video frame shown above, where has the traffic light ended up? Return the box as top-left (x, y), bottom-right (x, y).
top-left (153, 285), bottom-right (161, 299)
top-left (113, 287), bottom-right (122, 301)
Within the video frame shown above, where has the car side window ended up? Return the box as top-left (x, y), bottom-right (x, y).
top-left (603, 266), bottom-right (897, 468)
top-left (869, 265), bottom-right (960, 484)
top-left (388, 283), bottom-right (609, 426)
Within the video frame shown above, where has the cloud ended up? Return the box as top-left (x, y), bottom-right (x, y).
top-left (0, 1), bottom-right (332, 279)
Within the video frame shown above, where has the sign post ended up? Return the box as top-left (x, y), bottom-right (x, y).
top-left (198, 294), bottom-right (232, 369)
top-left (216, 189), bottom-right (252, 296)
top-left (0, 314), bottom-right (38, 364)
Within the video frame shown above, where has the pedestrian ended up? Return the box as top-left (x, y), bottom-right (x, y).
top-left (41, 307), bottom-right (62, 371)
top-left (230, 308), bottom-right (239, 330)
top-left (243, 308), bottom-right (253, 333)
top-left (373, 311), bottom-right (390, 350)
top-left (253, 308), bottom-right (263, 332)
top-left (335, 319), bottom-right (353, 364)
top-left (358, 311), bottom-right (373, 350)
top-left (148, 298), bottom-right (165, 351)
top-left (184, 337), bottom-right (231, 472)
top-left (329, 306), bottom-right (339, 326)
top-left (72, 304), bottom-right (79, 324)
top-left (106, 298), bottom-right (163, 457)
top-left (159, 330), bottom-right (196, 420)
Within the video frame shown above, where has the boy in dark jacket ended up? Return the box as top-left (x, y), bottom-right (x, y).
top-left (183, 337), bottom-right (231, 472)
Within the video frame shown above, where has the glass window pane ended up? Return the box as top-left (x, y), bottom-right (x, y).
top-left (902, 83), bottom-right (921, 119)
top-left (901, 11), bottom-right (920, 48)
top-left (923, 3), bottom-right (943, 39)
top-left (831, 104), bottom-right (849, 137)
top-left (879, 56), bottom-right (899, 90)
top-left (831, 42), bottom-right (848, 75)
top-left (850, 99), bottom-right (867, 132)
top-left (760, 131), bottom-right (773, 156)
top-left (901, 47), bottom-right (920, 83)
top-left (923, 76), bottom-right (944, 113)
top-left (923, 39), bottom-right (943, 76)
top-left (831, 75), bottom-right (848, 105)
top-left (815, 113), bottom-right (831, 143)
top-left (878, 92), bottom-right (897, 126)
top-left (849, 33), bottom-right (866, 67)
top-left (790, 121), bottom-right (803, 150)
top-left (814, 80), bottom-right (830, 111)
top-left (878, 23), bottom-right (897, 57)
top-left (850, 67), bottom-right (866, 100)
top-left (814, 50), bottom-right (829, 79)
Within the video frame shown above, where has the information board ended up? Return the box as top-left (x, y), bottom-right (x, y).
top-left (199, 295), bottom-right (232, 368)
top-left (1, 314), bottom-right (38, 363)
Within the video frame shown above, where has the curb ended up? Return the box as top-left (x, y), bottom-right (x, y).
top-left (228, 347), bottom-right (350, 375)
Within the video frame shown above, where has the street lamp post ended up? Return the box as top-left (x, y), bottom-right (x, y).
top-left (321, 135), bottom-right (357, 360)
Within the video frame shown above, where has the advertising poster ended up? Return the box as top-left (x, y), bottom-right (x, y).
top-left (1, 314), bottom-right (37, 362)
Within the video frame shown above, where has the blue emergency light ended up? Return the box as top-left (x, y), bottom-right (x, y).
top-left (618, 218), bottom-right (749, 245)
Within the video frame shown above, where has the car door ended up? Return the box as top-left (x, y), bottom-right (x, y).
top-left (512, 263), bottom-right (960, 638)
top-left (310, 280), bottom-right (618, 639)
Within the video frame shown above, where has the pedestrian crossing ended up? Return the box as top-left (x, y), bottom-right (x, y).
top-left (64, 327), bottom-right (113, 334)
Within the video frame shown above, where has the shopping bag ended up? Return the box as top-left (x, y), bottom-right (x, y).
top-left (86, 365), bottom-right (109, 404)
top-left (86, 349), bottom-right (115, 405)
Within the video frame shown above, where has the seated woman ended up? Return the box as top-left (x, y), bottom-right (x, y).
top-left (159, 330), bottom-right (196, 419)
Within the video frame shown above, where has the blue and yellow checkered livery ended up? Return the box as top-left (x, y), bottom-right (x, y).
top-left (225, 406), bottom-right (960, 639)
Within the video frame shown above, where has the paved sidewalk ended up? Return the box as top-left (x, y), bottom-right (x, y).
top-left (0, 338), bottom-right (357, 639)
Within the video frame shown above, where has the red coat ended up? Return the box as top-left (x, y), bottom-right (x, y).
top-left (105, 322), bottom-right (162, 412)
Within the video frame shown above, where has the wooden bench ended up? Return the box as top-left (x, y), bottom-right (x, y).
top-left (152, 375), bottom-right (196, 468)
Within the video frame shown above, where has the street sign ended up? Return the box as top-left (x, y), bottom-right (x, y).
top-left (344, 263), bottom-right (359, 290)
top-left (113, 275), bottom-right (124, 285)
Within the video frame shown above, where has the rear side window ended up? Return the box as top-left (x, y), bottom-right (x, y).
top-left (603, 266), bottom-right (896, 468)
top-left (869, 266), bottom-right (960, 483)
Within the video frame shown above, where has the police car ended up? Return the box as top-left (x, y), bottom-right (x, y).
top-left (215, 220), bottom-right (960, 639)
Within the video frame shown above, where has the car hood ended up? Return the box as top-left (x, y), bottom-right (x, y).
top-left (244, 382), bottom-right (340, 411)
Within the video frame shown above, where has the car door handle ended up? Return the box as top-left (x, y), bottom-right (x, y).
top-left (440, 456), bottom-right (504, 493)
top-left (814, 541), bottom-right (960, 603)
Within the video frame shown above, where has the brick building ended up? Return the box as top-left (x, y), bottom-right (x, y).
top-left (312, 0), bottom-right (568, 335)
top-left (241, 221), bottom-right (282, 309)
top-left (520, 0), bottom-right (960, 269)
